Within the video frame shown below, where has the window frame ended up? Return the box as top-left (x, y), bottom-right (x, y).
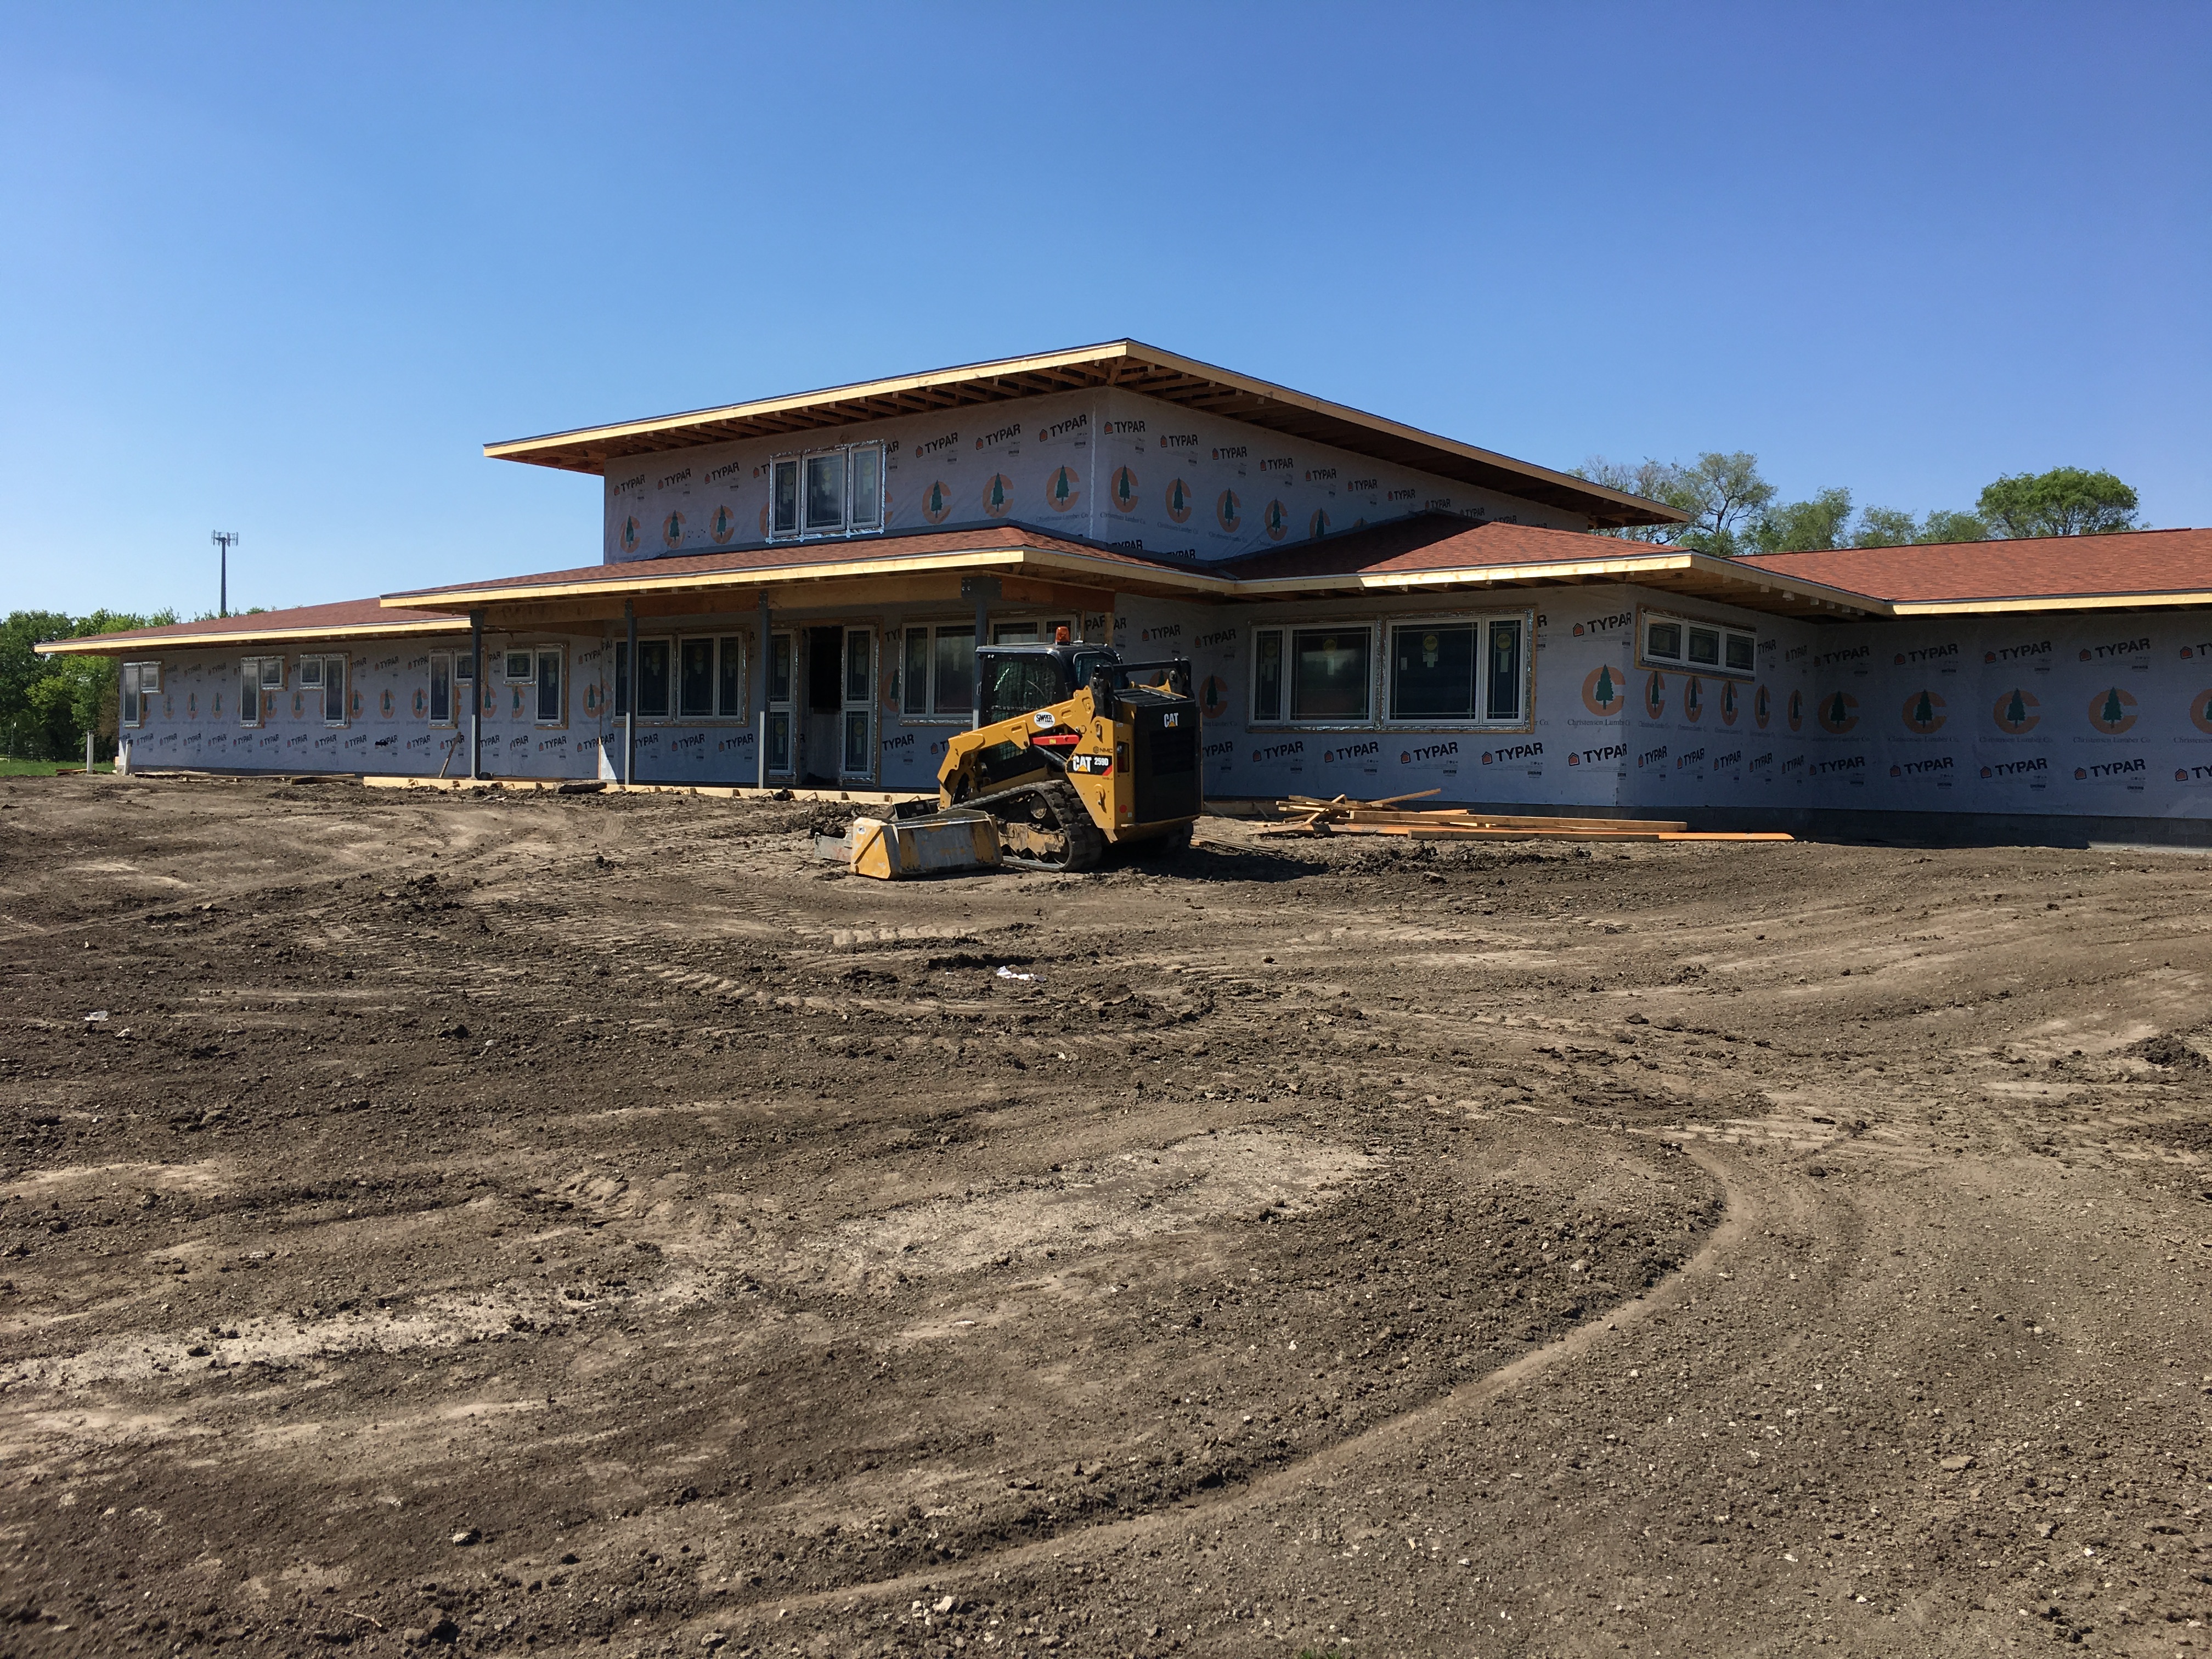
top-left (714, 634), bottom-right (749, 721)
top-left (839, 627), bottom-right (876, 780)
top-left (895, 620), bottom-right (979, 723)
top-left (765, 630), bottom-right (795, 776)
top-left (1638, 606), bottom-right (1759, 682)
top-left (428, 651), bottom-right (456, 728)
top-left (1245, 610), bottom-right (1536, 731)
top-left (120, 660), bottom-right (161, 728)
top-left (238, 658), bottom-right (265, 727)
top-left (533, 646), bottom-right (565, 727)
top-left (614, 636), bottom-right (674, 720)
top-left (318, 654), bottom-right (349, 727)
top-left (766, 441), bottom-right (887, 543)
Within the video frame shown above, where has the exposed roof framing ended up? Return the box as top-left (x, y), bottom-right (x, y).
top-left (483, 340), bottom-right (1685, 531)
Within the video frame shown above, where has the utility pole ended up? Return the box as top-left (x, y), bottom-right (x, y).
top-left (212, 531), bottom-right (240, 617)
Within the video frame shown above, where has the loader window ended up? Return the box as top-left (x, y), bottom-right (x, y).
top-left (980, 655), bottom-right (1065, 727)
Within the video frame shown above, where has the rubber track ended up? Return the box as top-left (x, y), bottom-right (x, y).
top-left (961, 777), bottom-right (1107, 873)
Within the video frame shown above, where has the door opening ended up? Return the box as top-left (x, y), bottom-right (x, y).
top-left (804, 625), bottom-right (843, 784)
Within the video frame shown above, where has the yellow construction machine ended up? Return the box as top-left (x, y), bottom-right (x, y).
top-left (900, 640), bottom-right (1203, 872)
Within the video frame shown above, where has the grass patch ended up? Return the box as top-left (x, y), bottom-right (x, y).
top-left (0, 758), bottom-right (116, 776)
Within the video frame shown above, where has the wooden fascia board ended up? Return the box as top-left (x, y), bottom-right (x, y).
top-left (1888, 592), bottom-right (2212, 617)
top-left (37, 618), bottom-right (470, 656)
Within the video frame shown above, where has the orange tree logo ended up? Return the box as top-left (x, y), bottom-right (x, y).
top-left (379, 689), bottom-right (393, 719)
top-left (2190, 690), bottom-right (2212, 735)
top-left (1045, 465), bottom-right (1081, 513)
top-left (710, 505), bottom-right (737, 545)
top-left (2087, 685), bottom-right (2137, 734)
top-left (1992, 687), bottom-right (2040, 734)
top-left (662, 511), bottom-right (685, 548)
top-left (1308, 509), bottom-right (1330, 540)
top-left (1787, 689), bottom-right (1804, 732)
top-left (1816, 690), bottom-right (1859, 734)
top-left (1642, 670), bottom-right (1667, 719)
top-left (1753, 684), bottom-right (1771, 729)
top-left (619, 515), bottom-right (640, 554)
top-left (1216, 489), bottom-right (1242, 534)
top-left (1582, 663), bottom-right (1627, 716)
top-left (1164, 477), bottom-right (1195, 524)
top-left (983, 474), bottom-right (1015, 518)
top-left (1682, 675), bottom-right (1706, 723)
top-left (922, 480), bottom-right (954, 524)
top-left (1719, 681), bottom-right (1740, 726)
top-left (1200, 675), bottom-right (1229, 719)
top-left (291, 691), bottom-right (304, 718)
top-left (413, 686), bottom-right (427, 717)
top-left (1263, 500), bottom-right (1289, 541)
top-left (1108, 466), bottom-right (1140, 514)
top-left (1901, 689), bottom-right (1946, 734)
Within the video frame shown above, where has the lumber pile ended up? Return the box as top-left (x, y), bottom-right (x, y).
top-left (1261, 789), bottom-right (1791, 843)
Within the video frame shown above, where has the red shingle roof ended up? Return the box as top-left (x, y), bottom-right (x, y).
top-left (37, 597), bottom-right (468, 654)
top-left (1737, 528), bottom-right (2212, 605)
top-left (1215, 514), bottom-right (1663, 582)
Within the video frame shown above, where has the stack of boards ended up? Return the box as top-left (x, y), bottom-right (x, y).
top-left (1262, 789), bottom-right (1792, 844)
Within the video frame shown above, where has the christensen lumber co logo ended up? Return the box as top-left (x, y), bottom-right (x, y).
top-left (618, 516), bottom-right (640, 555)
top-left (662, 511), bottom-right (685, 548)
top-left (710, 505), bottom-right (737, 545)
top-left (1263, 500), bottom-right (1290, 542)
top-left (1642, 670), bottom-right (1667, 719)
top-left (1816, 691), bottom-right (1860, 734)
top-left (1200, 676), bottom-right (1229, 720)
top-left (1045, 464), bottom-right (1082, 513)
top-left (1993, 687), bottom-right (2042, 734)
top-left (1982, 758), bottom-right (2049, 778)
top-left (2087, 686), bottom-right (2139, 735)
top-left (1681, 676), bottom-right (1707, 723)
top-left (921, 480), bottom-right (954, 524)
top-left (1719, 681), bottom-right (1741, 726)
top-left (1164, 477), bottom-right (1195, 524)
top-left (1582, 664), bottom-right (1627, 716)
top-left (1322, 740), bottom-right (1379, 763)
top-left (1108, 466), bottom-right (1140, 514)
top-left (1901, 689), bottom-right (1947, 734)
top-left (1308, 509), bottom-right (1331, 540)
top-left (1786, 689), bottom-right (1804, 733)
top-left (1216, 489), bottom-right (1242, 534)
top-left (1753, 684), bottom-right (1772, 729)
top-left (982, 474), bottom-right (1014, 518)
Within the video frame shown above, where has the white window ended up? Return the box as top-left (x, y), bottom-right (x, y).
top-left (428, 652), bottom-right (456, 727)
top-left (294, 654), bottom-right (347, 724)
top-left (899, 622), bottom-right (978, 720)
top-left (532, 647), bottom-right (563, 726)
top-left (503, 648), bottom-right (534, 683)
top-left (1249, 625), bottom-right (1376, 725)
top-left (237, 658), bottom-right (269, 727)
top-left (1641, 610), bottom-right (1757, 678)
top-left (841, 628), bottom-right (874, 777)
top-left (1385, 615), bottom-right (1528, 725)
top-left (614, 637), bottom-right (673, 719)
top-left (990, 617), bottom-right (1073, 645)
top-left (120, 661), bottom-right (160, 727)
top-left (768, 442), bottom-right (885, 540)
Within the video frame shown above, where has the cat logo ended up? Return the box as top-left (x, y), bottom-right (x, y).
top-left (2087, 685), bottom-right (2137, 735)
top-left (1045, 465), bottom-right (1082, 514)
top-left (1992, 687), bottom-right (2040, 735)
top-left (710, 505), bottom-right (737, 545)
top-left (1216, 489), bottom-right (1242, 534)
top-left (982, 474), bottom-right (1015, 518)
top-left (922, 479), bottom-right (954, 525)
top-left (1109, 466), bottom-right (1140, 514)
top-left (1901, 689), bottom-right (1947, 734)
top-left (1164, 477), bottom-right (1195, 524)
top-left (1582, 664), bottom-right (1627, 717)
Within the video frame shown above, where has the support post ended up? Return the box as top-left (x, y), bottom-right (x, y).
top-left (755, 595), bottom-right (770, 791)
top-left (961, 575), bottom-right (1000, 730)
top-left (468, 611), bottom-right (483, 781)
top-left (623, 601), bottom-right (637, 788)
top-left (86, 728), bottom-right (96, 774)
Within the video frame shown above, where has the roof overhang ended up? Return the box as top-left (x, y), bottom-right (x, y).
top-left (1888, 590), bottom-right (2212, 617)
top-left (38, 614), bottom-right (470, 656)
top-left (1232, 549), bottom-right (1882, 618)
top-left (483, 340), bottom-right (1686, 532)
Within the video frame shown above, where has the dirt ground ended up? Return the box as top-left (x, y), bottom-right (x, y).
top-left (2, 777), bottom-right (2209, 1659)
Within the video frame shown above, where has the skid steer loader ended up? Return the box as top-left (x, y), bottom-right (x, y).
top-left (899, 639), bottom-right (1203, 872)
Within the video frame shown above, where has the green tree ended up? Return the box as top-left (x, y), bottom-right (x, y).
top-left (1977, 467), bottom-right (2139, 538)
top-left (1851, 506), bottom-right (1919, 548)
top-left (1576, 452), bottom-right (1776, 554)
top-left (1751, 487), bottom-right (1855, 553)
top-left (0, 608), bottom-right (174, 759)
top-left (1914, 509), bottom-right (1989, 545)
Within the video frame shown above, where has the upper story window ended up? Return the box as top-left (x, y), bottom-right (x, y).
top-left (769, 442), bottom-right (885, 540)
top-left (1641, 609), bottom-right (1757, 678)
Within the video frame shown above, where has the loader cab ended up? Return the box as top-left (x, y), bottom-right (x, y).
top-left (974, 644), bottom-right (1122, 727)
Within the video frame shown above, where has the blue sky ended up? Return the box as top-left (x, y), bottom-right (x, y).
top-left (3, 1), bottom-right (2207, 617)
